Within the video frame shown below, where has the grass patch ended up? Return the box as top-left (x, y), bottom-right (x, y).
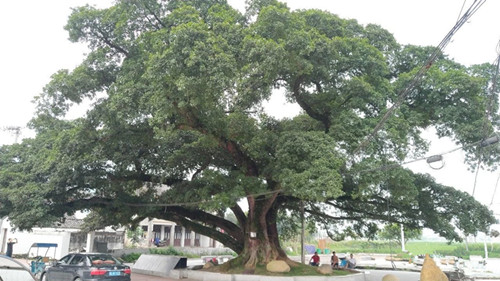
top-left (212, 263), bottom-right (353, 276)
top-left (406, 241), bottom-right (499, 259)
top-left (327, 240), bottom-right (403, 255)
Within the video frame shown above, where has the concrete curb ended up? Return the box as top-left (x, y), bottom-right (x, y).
top-left (170, 269), bottom-right (367, 281)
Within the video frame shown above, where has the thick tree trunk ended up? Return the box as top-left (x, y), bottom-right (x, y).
top-left (225, 197), bottom-right (296, 270)
top-left (227, 223), bottom-right (294, 270)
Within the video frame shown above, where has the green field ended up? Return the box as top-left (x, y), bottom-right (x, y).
top-left (284, 240), bottom-right (500, 259)
top-left (405, 241), bottom-right (498, 259)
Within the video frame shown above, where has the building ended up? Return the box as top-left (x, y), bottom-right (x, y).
top-left (139, 218), bottom-right (221, 248)
top-left (0, 216), bottom-right (221, 259)
top-left (0, 216), bottom-right (124, 259)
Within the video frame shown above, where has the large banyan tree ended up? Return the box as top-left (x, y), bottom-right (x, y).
top-left (0, 0), bottom-right (498, 269)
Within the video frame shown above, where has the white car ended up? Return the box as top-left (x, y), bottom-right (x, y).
top-left (0, 255), bottom-right (37, 281)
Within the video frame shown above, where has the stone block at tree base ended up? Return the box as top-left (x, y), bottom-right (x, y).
top-left (203, 261), bottom-right (215, 269)
top-left (317, 264), bottom-right (332, 274)
top-left (266, 260), bottom-right (290, 273)
top-left (382, 274), bottom-right (399, 281)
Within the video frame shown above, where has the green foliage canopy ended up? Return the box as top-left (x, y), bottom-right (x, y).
top-left (379, 223), bottom-right (422, 246)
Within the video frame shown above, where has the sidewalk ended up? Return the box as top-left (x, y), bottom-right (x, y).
top-left (132, 273), bottom-right (169, 281)
top-left (132, 273), bottom-right (196, 281)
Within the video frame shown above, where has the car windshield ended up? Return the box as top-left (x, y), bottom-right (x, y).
top-left (0, 268), bottom-right (36, 281)
top-left (88, 255), bottom-right (121, 266)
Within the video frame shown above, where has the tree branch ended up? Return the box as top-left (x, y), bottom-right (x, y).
top-left (258, 179), bottom-right (280, 220)
top-left (142, 1), bottom-right (166, 29)
top-left (291, 78), bottom-right (331, 132)
top-left (305, 206), bottom-right (396, 223)
top-left (95, 27), bottom-right (129, 56)
top-left (165, 206), bottom-right (244, 242)
top-left (107, 173), bottom-right (183, 186)
top-left (230, 204), bottom-right (247, 227)
top-left (162, 212), bottom-right (242, 252)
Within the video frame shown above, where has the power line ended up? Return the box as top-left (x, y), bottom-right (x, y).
top-left (456, 0), bottom-right (468, 23)
top-left (472, 39), bottom-right (500, 197)
top-left (472, 158), bottom-right (482, 197)
top-left (351, 138), bottom-right (481, 175)
top-left (487, 42), bottom-right (500, 205)
top-left (490, 172), bottom-right (500, 207)
top-left (354, 0), bottom-right (487, 156)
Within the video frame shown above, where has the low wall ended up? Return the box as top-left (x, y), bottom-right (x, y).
top-left (112, 247), bottom-right (234, 257)
top-left (132, 254), bottom-right (187, 277)
top-left (170, 269), bottom-right (367, 281)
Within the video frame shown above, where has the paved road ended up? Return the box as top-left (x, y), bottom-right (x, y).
top-left (130, 270), bottom-right (421, 281)
top-left (132, 273), bottom-right (169, 281)
top-left (362, 270), bottom-right (420, 281)
top-left (132, 273), bottom-right (190, 281)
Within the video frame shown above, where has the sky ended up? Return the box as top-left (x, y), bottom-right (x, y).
top-left (1, 1), bottom-right (500, 226)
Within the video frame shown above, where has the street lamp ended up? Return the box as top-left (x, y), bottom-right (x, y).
top-left (480, 135), bottom-right (499, 147)
top-left (426, 154), bottom-right (444, 170)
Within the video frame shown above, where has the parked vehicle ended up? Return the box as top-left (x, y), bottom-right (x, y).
top-left (40, 253), bottom-right (131, 281)
top-left (0, 255), bottom-right (37, 281)
top-left (26, 242), bottom-right (58, 278)
top-left (446, 267), bottom-right (475, 281)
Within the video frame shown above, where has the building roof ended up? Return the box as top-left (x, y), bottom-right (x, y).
top-left (53, 215), bottom-right (83, 229)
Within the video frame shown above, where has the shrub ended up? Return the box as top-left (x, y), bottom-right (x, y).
top-left (121, 252), bottom-right (141, 263)
top-left (149, 246), bottom-right (198, 258)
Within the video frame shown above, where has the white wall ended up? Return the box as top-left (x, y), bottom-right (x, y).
top-left (1, 219), bottom-right (74, 259)
top-left (6, 232), bottom-right (69, 259)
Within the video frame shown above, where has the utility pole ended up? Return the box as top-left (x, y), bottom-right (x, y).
top-left (1, 126), bottom-right (22, 143)
top-left (477, 130), bottom-right (500, 260)
top-left (300, 201), bottom-right (305, 264)
top-left (400, 224), bottom-right (406, 252)
top-left (484, 237), bottom-right (489, 259)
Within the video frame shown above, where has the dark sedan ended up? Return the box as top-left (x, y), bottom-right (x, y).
top-left (41, 253), bottom-right (131, 281)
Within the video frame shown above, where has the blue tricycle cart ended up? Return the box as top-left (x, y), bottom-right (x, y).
top-left (27, 243), bottom-right (57, 277)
